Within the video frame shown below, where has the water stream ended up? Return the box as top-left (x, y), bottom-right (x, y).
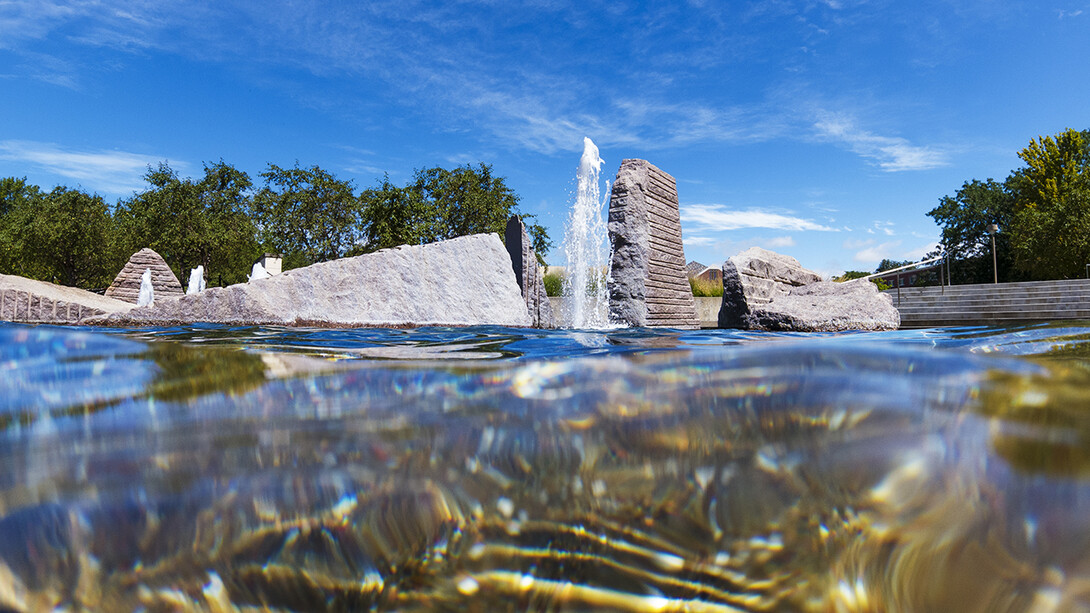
top-left (559, 137), bottom-right (612, 329)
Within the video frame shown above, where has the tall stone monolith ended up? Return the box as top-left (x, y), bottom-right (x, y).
top-left (505, 215), bottom-right (554, 328)
top-left (607, 159), bottom-right (699, 329)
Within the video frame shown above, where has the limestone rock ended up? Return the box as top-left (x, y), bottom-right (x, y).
top-left (505, 215), bottom-right (554, 328)
top-left (607, 159), bottom-right (699, 329)
top-left (719, 247), bottom-right (899, 331)
top-left (91, 234), bottom-right (533, 328)
top-left (747, 281), bottom-right (901, 332)
top-left (105, 248), bottom-right (184, 304)
top-left (1, 273), bottom-right (133, 324)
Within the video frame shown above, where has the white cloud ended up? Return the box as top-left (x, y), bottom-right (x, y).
top-left (681, 203), bottom-right (837, 232)
top-left (684, 236), bottom-right (716, 246)
top-left (853, 240), bottom-right (901, 263)
top-left (813, 113), bottom-right (948, 171)
top-left (765, 236), bottom-right (796, 248)
top-left (903, 241), bottom-right (940, 261)
top-left (0, 140), bottom-right (177, 195)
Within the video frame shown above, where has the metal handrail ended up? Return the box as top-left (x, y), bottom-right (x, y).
top-left (858, 254), bottom-right (946, 281)
top-left (856, 253), bottom-right (947, 306)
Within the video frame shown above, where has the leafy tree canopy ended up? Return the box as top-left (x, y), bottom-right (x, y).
top-left (24, 187), bottom-right (117, 288)
top-left (252, 163), bottom-right (361, 270)
top-left (929, 128), bottom-right (1090, 282)
top-left (875, 259), bottom-right (914, 273)
top-left (1009, 129), bottom-right (1090, 279)
top-left (359, 163), bottom-right (552, 262)
top-left (116, 161), bottom-right (259, 285)
top-left (0, 177), bottom-right (43, 276)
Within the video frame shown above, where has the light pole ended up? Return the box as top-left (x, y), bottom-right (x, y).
top-left (987, 224), bottom-right (999, 284)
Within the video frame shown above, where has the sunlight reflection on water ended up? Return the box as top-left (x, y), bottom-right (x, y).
top-left (3, 321), bottom-right (1090, 610)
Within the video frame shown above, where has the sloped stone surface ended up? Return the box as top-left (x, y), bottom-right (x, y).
top-left (92, 234), bottom-right (532, 328)
top-left (105, 248), bottom-right (184, 304)
top-left (0, 273), bottom-right (133, 324)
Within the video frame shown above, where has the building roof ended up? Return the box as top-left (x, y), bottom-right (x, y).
top-left (685, 260), bottom-right (707, 276)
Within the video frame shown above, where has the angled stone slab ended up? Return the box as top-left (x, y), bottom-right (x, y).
top-left (91, 233), bottom-right (533, 328)
top-left (0, 273), bottom-right (133, 325)
top-left (607, 159), bottom-right (699, 329)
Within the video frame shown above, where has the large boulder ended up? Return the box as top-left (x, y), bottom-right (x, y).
top-left (1, 273), bottom-right (133, 324)
top-left (719, 247), bottom-right (899, 331)
top-left (90, 234), bottom-right (533, 328)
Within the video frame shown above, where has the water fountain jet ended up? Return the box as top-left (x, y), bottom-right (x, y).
top-left (559, 137), bottom-right (614, 329)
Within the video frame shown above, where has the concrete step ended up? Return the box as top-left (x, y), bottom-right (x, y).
top-left (889, 294), bottom-right (1090, 307)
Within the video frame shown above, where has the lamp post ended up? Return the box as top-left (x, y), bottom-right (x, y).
top-left (987, 224), bottom-right (999, 284)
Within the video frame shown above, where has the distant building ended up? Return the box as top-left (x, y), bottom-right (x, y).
top-left (686, 261), bottom-right (722, 283)
top-left (685, 260), bottom-right (707, 277)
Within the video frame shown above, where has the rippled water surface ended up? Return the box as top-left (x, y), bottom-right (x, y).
top-left (5, 321), bottom-right (1090, 611)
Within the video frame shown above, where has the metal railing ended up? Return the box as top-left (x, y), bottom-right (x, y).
top-left (859, 254), bottom-right (947, 305)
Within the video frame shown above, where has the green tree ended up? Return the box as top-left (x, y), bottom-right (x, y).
top-left (1009, 129), bottom-right (1090, 279)
top-left (358, 163), bottom-right (552, 261)
top-left (0, 177), bottom-right (44, 277)
top-left (252, 162), bottom-right (362, 269)
top-left (116, 161), bottom-right (259, 285)
top-left (875, 259), bottom-right (913, 273)
top-left (927, 178), bottom-right (1017, 284)
top-left (357, 174), bottom-right (422, 253)
top-left (21, 186), bottom-right (117, 288)
top-left (833, 270), bottom-right (871, 281)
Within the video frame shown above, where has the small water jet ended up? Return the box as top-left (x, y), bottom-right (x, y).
top-left (187, 265), bottom-right (206, 295)
top-left (559, 137), bottom-right (613, 329)
top-left (136, 268), bottom-right (154, 307)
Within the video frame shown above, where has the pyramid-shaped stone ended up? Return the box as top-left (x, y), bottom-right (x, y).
top-left (105, 248), bottom-right (184, 304)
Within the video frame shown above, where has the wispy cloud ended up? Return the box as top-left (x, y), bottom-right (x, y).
top-left (853, 240), bottom-right (902, 263)
top-left (0, 140), bottom-right (178, 195)
top-left (813, 112), bottom-right (948, 171)
top-left (681, 203), bottom-right (837, 232)
top-left (765, 236), bottom-right (796, 248)
top-left (683, 236), bottom-right (716, 246)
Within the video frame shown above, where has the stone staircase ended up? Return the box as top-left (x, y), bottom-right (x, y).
top-left (886, 279), bottom-right (1090, 328)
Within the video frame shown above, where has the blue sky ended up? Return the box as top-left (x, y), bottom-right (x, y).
top-left (1, 1), bottom-right (1088, 277)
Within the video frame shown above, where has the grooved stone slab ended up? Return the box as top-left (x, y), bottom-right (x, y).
top-left (105, 248), bottom-right (184, 304)
top-left (607, 159), bottom-right (699, 329)
top-left (0, 273), bottom-right (133, 324)
top-left (91, 234), bottom-right (532, 328)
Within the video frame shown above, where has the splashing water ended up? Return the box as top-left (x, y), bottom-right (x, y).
top-left (137, 268), bottom-right (154, 307)
top-left (560, 137), bottom-right (612, 328)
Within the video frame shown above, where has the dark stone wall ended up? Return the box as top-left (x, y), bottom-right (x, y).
top-left (505, 215), bottom-right (554, 328)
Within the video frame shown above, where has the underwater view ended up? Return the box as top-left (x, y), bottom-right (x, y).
top-left (5, 321), bottom-right (1090, 611)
